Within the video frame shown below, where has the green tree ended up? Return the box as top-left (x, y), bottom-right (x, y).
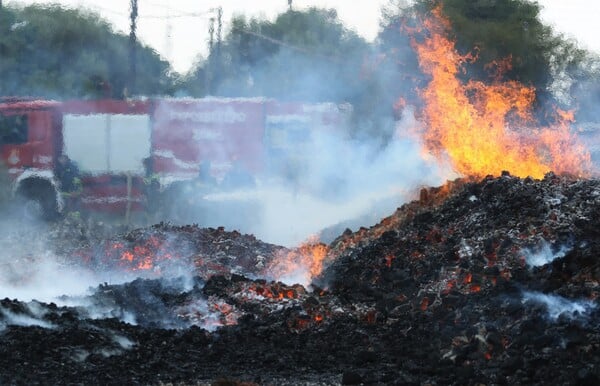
top-left (183, 8), bottom-right (370, 102)
top-left (0, 4), bottom-right (174, 99)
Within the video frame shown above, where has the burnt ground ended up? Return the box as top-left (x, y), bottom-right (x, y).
top-left (1, 172), bottom-right (600, 385)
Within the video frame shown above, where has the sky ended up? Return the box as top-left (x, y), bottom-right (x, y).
top-left (8, 0), bottom-right (600, 73)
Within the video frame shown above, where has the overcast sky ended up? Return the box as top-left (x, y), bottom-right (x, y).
top-left (8, 0), bottom-right (600, 73)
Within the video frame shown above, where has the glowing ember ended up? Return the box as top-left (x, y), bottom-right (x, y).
top-left (248, 284), bottom-right (297, 300)
top-left (408, 6), bottom-right (592, 179)
top-left (463, 272), bottom-right (472, 284)
top-left (102, 234), bottom-right (186, 274)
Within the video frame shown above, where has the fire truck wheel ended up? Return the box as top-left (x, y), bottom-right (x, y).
top-left (15, 178), bottom-right (59, 222)
top-left (17, 195), bottom-right (59, 222)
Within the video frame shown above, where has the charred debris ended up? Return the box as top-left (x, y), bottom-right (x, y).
top-left (1, 172), bottom-right (600, 385)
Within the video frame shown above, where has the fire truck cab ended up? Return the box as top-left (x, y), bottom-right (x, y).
top-left (0, 98), bottom-right (152, 220)
top-left (0, 99), bottom-right (63, 219)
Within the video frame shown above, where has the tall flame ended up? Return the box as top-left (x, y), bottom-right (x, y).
top-left (409, 7), bottom-right (591, 179)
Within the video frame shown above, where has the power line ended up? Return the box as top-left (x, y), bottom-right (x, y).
top-left (232, 27), bottom-right (341, 63)
top-left (144, 0), bottom-right (211, 18)
top-left (90, 5), bottom-right (211, 20)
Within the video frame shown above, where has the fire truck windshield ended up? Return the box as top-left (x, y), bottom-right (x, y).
top-left (0, 114), bottom-right (28, 144)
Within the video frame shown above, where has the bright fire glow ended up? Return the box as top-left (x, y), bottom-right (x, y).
top-left (264, 235), bottom-right (330, 286)
top-left (409, 6), bottom-right (592, 179)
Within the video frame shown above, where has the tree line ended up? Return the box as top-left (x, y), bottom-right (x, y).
top-left (1, 0), bottom-right (599, 136)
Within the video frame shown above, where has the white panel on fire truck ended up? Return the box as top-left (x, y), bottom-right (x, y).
top-left (108, 114), bottom-right (150, 174)
top-left (63, 114), bottom-right (109, 173)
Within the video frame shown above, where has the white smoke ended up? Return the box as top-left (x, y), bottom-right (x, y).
top-left (1, 256), bottom-right (95, 302)
top-left (0, 301), bottom-right (55, 330)
top-left (522, 291), bottom-right (596, 320)
top-left (0, 217), bottom-right (198, 327)
top-left (523, 240), bottom-right (572, 268)
top-left (171, 109), bottom-right (450, 247)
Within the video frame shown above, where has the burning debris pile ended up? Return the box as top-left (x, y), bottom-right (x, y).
top-left (1, 172), bottom-right (600, 384)
top-left (79, 223), bottom-right (289, 280)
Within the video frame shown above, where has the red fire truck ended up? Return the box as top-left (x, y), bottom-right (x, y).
top-left (0, 97), bottom-right (350, 220)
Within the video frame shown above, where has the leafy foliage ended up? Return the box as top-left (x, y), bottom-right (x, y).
top-left (0, 4), bottom-right (173, 99)
top-left (183, 8), bottom-right (370, 102)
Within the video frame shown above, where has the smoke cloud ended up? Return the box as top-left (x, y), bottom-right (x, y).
top-left (164, 106), bottom-right (450, 247)
top-left (522, 291), bottom-right (596, 321)
top-left (523, 240), bottom-right (572, 268)
top-left (0, 301), bottom-right (55, 331)
top-left (0, 219), bottom-right (101, 303)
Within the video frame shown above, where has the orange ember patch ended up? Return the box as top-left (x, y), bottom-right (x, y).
top-left (109, 235), bottom-right (180, 273)
top-left (463, 272), bottom-right (472, 284)
top-left (291, 317), bottom-right (311, 331)
top-left (408, 6), bottom-right (592, 179)
top-left (250, 284), bottom-right (297, 300)
top-left (121, 250), bottom-right (134, 262)
top-left (443, 280), bottom-right (456, 294)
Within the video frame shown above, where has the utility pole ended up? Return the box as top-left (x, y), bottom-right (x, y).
top-left (288, 0), bottom-right (292, 11)
top-left (214, 7), bottom-right (222, 93)
top-left (208, 17), bottom-right (215, 54)
top-left (0, 0), bottom-right (4, 90)
top-left (216, 7), bottom-right (222, 54)
top-left (128, 0), bottom-right (138, 97)
top-left (206, 16), bottom-right (215, 95)
top-left (164, 6), bottom-right (173, 65)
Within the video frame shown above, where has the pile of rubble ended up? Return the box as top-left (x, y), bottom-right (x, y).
top-left (1, 173), bottom-right (600, 385)
top-left (84, 223), bottom-right (288, 279)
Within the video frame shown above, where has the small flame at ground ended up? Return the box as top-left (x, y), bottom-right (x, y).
top-left (264, 235), bottom-right (330, 286)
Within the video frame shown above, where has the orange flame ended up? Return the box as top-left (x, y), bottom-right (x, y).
top-left (409, 6), bottom-right (591, 179)
top-left (299, 240), bottom-right (329, 279)
top-left (265, 236), bottom-right (330, 285)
